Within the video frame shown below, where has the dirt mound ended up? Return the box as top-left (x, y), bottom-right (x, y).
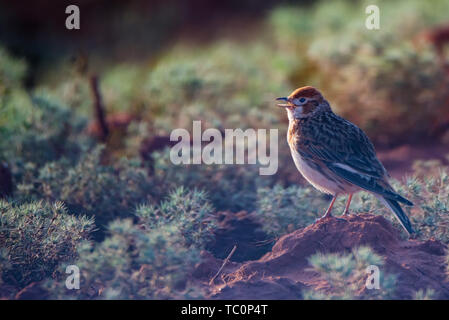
top-left (199, 214), bottom-right (449, 299)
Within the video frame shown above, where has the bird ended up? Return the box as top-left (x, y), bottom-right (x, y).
top-left (276, 86), bottom-right (415, 235)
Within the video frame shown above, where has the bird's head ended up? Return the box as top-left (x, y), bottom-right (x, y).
top-left (276, 86), bottom-right (330, 120)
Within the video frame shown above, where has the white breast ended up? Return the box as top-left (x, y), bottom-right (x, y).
top-left (290, 149), bottom-right (341, 195)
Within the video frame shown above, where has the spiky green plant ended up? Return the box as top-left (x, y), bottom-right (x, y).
top-left (256, 184), bottom-right (327, 237)
top-left (150, 149), bottom-right (274, 212)
top-left (136, 186), bottom-right (216, 247)
top-left (304, 246), bottom-right (396, 300)
top-left (0, 200), bottom-right (93, 294)
top-left (46, 209), bottom-right (211, 299)
top-left (17, 146), bottom-right (153, 230)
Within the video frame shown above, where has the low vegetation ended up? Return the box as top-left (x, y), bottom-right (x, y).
top-left (1, 0), bottom-right (448, 299)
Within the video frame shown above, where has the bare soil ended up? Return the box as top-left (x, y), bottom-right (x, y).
top-left (195, 214), bottom-right (449, 299)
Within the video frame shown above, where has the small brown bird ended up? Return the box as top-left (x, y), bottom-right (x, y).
top-left (277, 86), bottom-right (414, 234)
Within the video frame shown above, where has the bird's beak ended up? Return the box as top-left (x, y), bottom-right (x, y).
top-left (276, 97), bottom-right (290, 108)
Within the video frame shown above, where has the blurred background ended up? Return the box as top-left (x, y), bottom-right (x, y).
top-left (1, 0), bottom-right (449, 204)
top-left (2, 0), bottom-right (449, 163)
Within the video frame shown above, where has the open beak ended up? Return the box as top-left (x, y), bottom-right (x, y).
top-left (276, 97), bottom-right (290, 108)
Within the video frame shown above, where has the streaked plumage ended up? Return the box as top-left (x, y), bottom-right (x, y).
top-left (277, 86), bottom-right (414, 234)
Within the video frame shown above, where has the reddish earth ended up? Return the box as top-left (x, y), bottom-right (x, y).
top-left (139, 135), bottom-right (177, 161)
top-left (87, 112), bottom-right (135, 139)
top-left (195, 214), bottom-right (449, 299)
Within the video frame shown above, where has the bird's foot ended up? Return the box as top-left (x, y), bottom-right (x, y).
top-left (315, 213), bottom-right (345, 223)
top-left (315, 213), bottom-right (330, 223)
top-left (342, 210), bottom-right (351, 217)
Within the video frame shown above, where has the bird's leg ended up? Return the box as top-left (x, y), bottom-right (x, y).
top-left (316, 195), bottom-right (337, 221)
top-left (342, 194), bottom-right (353, 216)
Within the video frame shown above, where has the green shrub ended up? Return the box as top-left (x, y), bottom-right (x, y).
top-left (0, 200), bottom-right (93, 294)
top-left (150, 149), bottom-right (274, 212)
top-left (136, 187), bottom-right (216, 247)
top-left (303, 246), bottom-right (396, 300)
top-left (339, 163), bottom-right (449, 242)
top-left (143, 42), bottom-right (290, 130)
top-left (1, 92), bottom-right (90, 188)
top-left (255, 161), bottom-right (449, 242)
top-left (313, 43), bottom-right (449, 145)
top-left (0, 248), bottom-right (11, 288)
top-left (256, 184), bottom-right (327, 237)
top-left (46, 41), bottom-right (291, 137)
top-left (391, 166), bottom-right (449, 242)
top-left (0, 89), bottom-right (33, 164)
top-left (46, 220), bottom-right (202, 299)
top-left (0, 47), bottom-right (27, 90)
top-left (0, 48), bottom-right (32, 165)
top-left (18, 146), bottom-right (153, 230)
top-left (17, 95), bottom-right (88, 164)
top-left (46, 188), bottom-right (215, 299)
top-left (101, 64), bottom-right (147, 114)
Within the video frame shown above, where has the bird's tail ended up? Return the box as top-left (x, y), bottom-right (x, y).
top-left (377, 195), bottom-right (414, 235)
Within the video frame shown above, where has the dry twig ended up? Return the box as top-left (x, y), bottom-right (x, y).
top-left (209, 245), bottom-right (237, 286)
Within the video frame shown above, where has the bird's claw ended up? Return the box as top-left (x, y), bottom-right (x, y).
top-left (315, 214), bottom-right (332, 223)
top-left (315, 214), bottom-right (346, 223)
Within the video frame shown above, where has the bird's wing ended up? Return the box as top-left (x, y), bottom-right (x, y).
top-left (297, 113), bottom-right (386, 178)
top-left (297, 113), bottom-right (412, 205)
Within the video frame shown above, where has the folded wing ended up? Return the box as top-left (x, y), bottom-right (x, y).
top-left (297, 114), bottom-right (413, 206)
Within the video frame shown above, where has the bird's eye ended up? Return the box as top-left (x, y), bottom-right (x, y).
top-left (299, 98), bottom-right (306, 103)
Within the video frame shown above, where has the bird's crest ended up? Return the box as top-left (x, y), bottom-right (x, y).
top-left (288, 86), bottom-right (323, 100)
